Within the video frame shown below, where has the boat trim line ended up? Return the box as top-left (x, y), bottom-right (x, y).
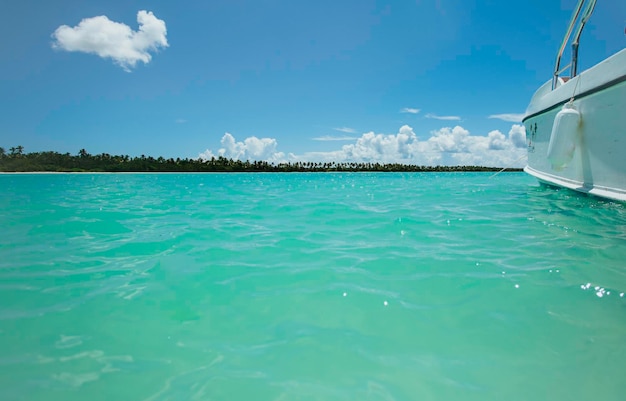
top-left (523, 74), bottom-right (626, 123)
top-left (524, 165), bottom-right (626, 201)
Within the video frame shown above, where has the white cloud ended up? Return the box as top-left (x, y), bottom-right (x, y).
top-left (508, 124), bottom-right (527, 148)
top-left (334, 127), bottom-right (357, 134)
top-left (425, 113), bottom-right (461, 121)
top-left (487, 130), bottom-right (507, 150)
top-left (489, 113), bottom-right (525, 123)
top-left (52, 10), bottom-right (168, 71)
top-left (313, 135), bottom-right (358, 141)
top-left (199, 124), bottom-right (527, 168)
top-left (199, 133), bottom-right (285, 162)
top-left (199, 149), bottom-right (216, 160)
top-left (428, 125), bottom-right (470, 153)
top-left (400, 107), bottom-right (421, 114)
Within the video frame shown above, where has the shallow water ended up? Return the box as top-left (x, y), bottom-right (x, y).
top-left (1, 172), bottom-right (625, 401)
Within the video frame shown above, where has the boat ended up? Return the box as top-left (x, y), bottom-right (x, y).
top-left (523, 0), bottom-right (626, 201)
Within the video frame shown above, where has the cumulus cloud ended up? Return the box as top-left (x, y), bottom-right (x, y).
top-left (52, 10), bottom-right (168, 71)
top-left (487, 130), bottom-right (507, 150)
top-left (400, 107), bottom-right (421, 114)
top-left (489, 113), bottom-right (525, 123)
top-left (199, 133), bottom-right (285, 162)
top-left (508, 124), bottom-right (527, 148)
top-left (199, 124), bottom-right (527, 168)
top-left (425, 113), bottom-right (461, 121)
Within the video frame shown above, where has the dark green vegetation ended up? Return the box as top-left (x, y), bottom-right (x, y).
top-left (0, 146), bottom-right (522, 173)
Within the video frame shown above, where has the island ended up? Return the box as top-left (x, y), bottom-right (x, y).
top-left (0, 146), bottom-right (522, 173)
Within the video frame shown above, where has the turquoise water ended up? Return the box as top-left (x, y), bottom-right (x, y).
top-left (1, 172), bottom-right (625, 401)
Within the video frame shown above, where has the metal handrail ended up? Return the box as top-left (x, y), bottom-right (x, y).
top-left (571, 0), bottom-right (597, 77)
top-left (552, 0), bottom-right (596, 89)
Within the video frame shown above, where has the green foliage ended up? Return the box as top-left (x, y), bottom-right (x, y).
top-left (0, 146), bottom-right (522, 173)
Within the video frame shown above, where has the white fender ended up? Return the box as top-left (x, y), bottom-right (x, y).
top-left (547, 102), bottom-right (581, 171)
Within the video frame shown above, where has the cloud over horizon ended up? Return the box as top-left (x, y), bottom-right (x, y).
top-left (199, 133), bottom-right (286, 162)
top-left (200, 124), bottom-right (527, 167)
top-left (51, 10), bottom-right (168, 71)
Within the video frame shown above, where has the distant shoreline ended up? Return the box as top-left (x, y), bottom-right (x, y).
top-left (0, 169), bottom-right (524, 174)
top-left (0, 149), bottom-right (524, 173)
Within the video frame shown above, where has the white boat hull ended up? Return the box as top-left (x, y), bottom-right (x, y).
top-left (524, 49), bottom-right (626, 201)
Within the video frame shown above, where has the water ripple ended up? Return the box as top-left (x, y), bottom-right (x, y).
top-left (1, 173), bottom-right (626, 401)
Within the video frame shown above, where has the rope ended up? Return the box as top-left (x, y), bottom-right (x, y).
top-left (569, 71), bottom-right (583, 103)
top-left (489, 153), bottom-right (528, 179)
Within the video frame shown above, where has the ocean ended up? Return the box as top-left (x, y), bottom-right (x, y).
top-left (1, 172), bottom-right (625, 401)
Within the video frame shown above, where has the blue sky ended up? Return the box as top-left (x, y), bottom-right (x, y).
top-left (1, 0), bottom-right (624, 166)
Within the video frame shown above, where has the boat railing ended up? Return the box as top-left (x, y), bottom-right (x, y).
top-left (552, 0), bottom-right (598, 89)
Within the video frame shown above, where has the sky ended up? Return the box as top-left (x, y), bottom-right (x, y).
top-left (1, 0), bottom-right (624, 167)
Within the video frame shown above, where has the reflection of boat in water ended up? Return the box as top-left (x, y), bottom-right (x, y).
top-left (523, 0), bottom-right (626, 201)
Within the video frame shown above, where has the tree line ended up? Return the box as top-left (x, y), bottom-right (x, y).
top-left (0, 146), bottom-right (522, 173)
